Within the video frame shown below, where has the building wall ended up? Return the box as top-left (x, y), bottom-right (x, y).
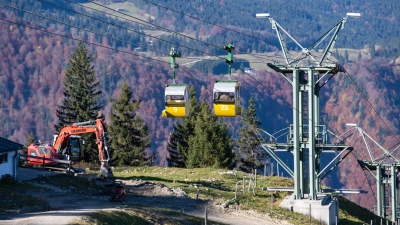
top-left (0, 151), bottom-right (16, 178)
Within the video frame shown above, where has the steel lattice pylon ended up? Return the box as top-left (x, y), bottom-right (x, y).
top-left (354, 125), bottom-right (400, 221)
top-left (257, 14), bottom-right (358, 201)
top-left (258, 13), bottom-right (400, 222)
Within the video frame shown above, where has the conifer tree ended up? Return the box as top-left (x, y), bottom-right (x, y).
top-left (108, 82), bottom-right (150, 166)
top-left (55, 42), bottom-right (103, 162)
top-left (25, 132), bottom-right (35, 147)
top-left (167, 87), bottom-right (235, 169)
top-left (187, 100), bottom-right (235, 169)
top-left (166, 130), bottom-right (186, 168)
top-left (166, 86), bottom-right (200, 167)
top-left (24, 132), bottom-right (35, 155)
top-left (237, 96), bottom-right (264, 173)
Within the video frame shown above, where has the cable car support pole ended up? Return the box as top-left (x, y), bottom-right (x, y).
top-left (170, 48), bottom-right (181, 84)
top-left (223, 42), bottom-right (235, 79)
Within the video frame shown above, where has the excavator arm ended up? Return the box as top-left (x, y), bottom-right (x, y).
top-left (53, 118), bottom-right (113, 179)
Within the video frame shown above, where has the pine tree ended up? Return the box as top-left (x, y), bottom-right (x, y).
top-left (166, 129), bottom-right (186, 167)
top-left (55, 42), bottom-right (103, 162)
top-left (108, 82), bottom-right (150, 166)
top-left (237, 96), bottom-right (264, 173)
top-left (166, 86), bottom-right (200, 167)
top-left (187, 100), bottom-right (235, 169)
top-left (167, 87), bottom-right (235, 169)
top-left (25, 132), bottom-right (35, 147)
top-left (24, 132), bottom-right (35, 154)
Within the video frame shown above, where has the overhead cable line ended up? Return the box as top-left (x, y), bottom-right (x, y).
top-left (0, 9), bottom-right (349, 131)
top-left (52, 0), bottom-right (398, 136)
top-left (36, 0), bottom-right (225, 59)
top-left (142, 0), bottom-right (281, 47)
top-left (3, 2), bottom-right (229, 65)
top-left (39, 0), bottom-right (281, 65)
top-left (180, 65), bottom-right (261, 100)
top-left (0, 17), bottom-right (225, 93)
top-left (0, 6), bottom-right (257, 96)
top-left (80, 0), bottom-right (223, 50)
top-left (0, 18), bottom-right (169, 65)
top-left (43, 0), bottom-right (285, 64)
top-left (0, 15), bottom-right (331, 136)
top-left (141, 0), bottom-right (287, 60)
top-left (237, 67), bottom-right (308, 118)
top-left (344, 71), bottom-right (400, 154)
top-left (1, 3), bottom-right (173, 57)
top-left (239, 64), bottom-right (375, 134)
top-left (350, 151), bottom-right (378, 202)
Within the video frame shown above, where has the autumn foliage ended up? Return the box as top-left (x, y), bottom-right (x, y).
top-left (1, 9), bottom-right (400, 210)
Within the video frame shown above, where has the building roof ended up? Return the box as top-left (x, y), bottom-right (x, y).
top-left (0, 137), bottom-right (24, 153)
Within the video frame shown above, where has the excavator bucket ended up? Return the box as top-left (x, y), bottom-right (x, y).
top-left (100, 165), bottom-right (114, 179)
top-left (95, 165), bottom-right (115, 186)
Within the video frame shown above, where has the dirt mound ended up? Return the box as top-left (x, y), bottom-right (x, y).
top-left (122, 179), bottom-right (187, 197)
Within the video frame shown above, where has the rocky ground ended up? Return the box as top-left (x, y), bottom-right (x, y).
top-left (0, 178), bottom-right (292, 225)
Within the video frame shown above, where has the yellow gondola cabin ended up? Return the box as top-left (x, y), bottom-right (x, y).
top-left (213, 80), bottom-right (241, 117)
top-left (161, 84), bottom-right (190, 118)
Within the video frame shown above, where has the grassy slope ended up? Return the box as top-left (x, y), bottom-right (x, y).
top-left (111, 166), bottom-right (386, 224)
top-left (0, 167), bottom-right (389, 224)
top-left (338, 196), bottom-right (390, 225)
top-left (74, 206), bottom-right (226, 225)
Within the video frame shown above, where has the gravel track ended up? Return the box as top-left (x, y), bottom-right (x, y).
top-left (0, 179), bottom-right (292, 225)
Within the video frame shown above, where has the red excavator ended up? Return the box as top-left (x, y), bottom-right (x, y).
top-left (27, 118), bottom-right (114, 180)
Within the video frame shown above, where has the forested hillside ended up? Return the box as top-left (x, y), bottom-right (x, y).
top-left (1, 0), bottom-right (400, 211)
top-left (128, 0), bottom-right (400, 57)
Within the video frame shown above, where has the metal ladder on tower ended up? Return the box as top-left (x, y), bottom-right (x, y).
top-left (302, 91), bottom-right (309, 141)
top-left (301, 91), bottom-right (309, 194)
top-left (384, 182), bottom-right (391, 218)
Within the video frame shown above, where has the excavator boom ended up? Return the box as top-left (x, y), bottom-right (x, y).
top-left (27, 118), bottom-right (113, 180)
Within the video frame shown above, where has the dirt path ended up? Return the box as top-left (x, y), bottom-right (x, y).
top-left (0, 179), bottom-right (291, 225)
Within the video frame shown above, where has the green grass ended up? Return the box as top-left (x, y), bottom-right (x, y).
top-left (74, 206), bottom-right (226, 225)
top-left (73, 210), bottom-right (151, 225)
top-left (109, 166), bottom-right (327, 224)
top-left (338, 196), bottom-right (390, 224)
top-left (1, 166), bottom-right (388, 224)
top-left (107, 166), bottom-right (391, 225)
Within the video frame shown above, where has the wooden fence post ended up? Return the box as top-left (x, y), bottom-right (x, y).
top-left (205, 206), bottom-right (208, 225)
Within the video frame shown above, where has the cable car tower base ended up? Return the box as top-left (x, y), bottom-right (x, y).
top-left (256, 13), bottom-right (362, 224)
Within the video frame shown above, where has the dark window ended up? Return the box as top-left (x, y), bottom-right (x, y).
top-left (38, 147), bottom-right (50, 155)
top-left (0, 153), bottom-right (7, 164)
top-left (214, 92), bottom-right (235, 102)
top-left (166, 95), bottom-right (184, 101)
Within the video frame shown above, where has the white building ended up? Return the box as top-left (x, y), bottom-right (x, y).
top-left (243, 67), bottom-right (256, 75)
top-left (0, 137), bottom-right (24, 179)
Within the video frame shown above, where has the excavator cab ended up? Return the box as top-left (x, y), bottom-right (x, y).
top-left (55, 135), bottom-right (82, 162)
top-left (68, 136), bottom-right (82, 162)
